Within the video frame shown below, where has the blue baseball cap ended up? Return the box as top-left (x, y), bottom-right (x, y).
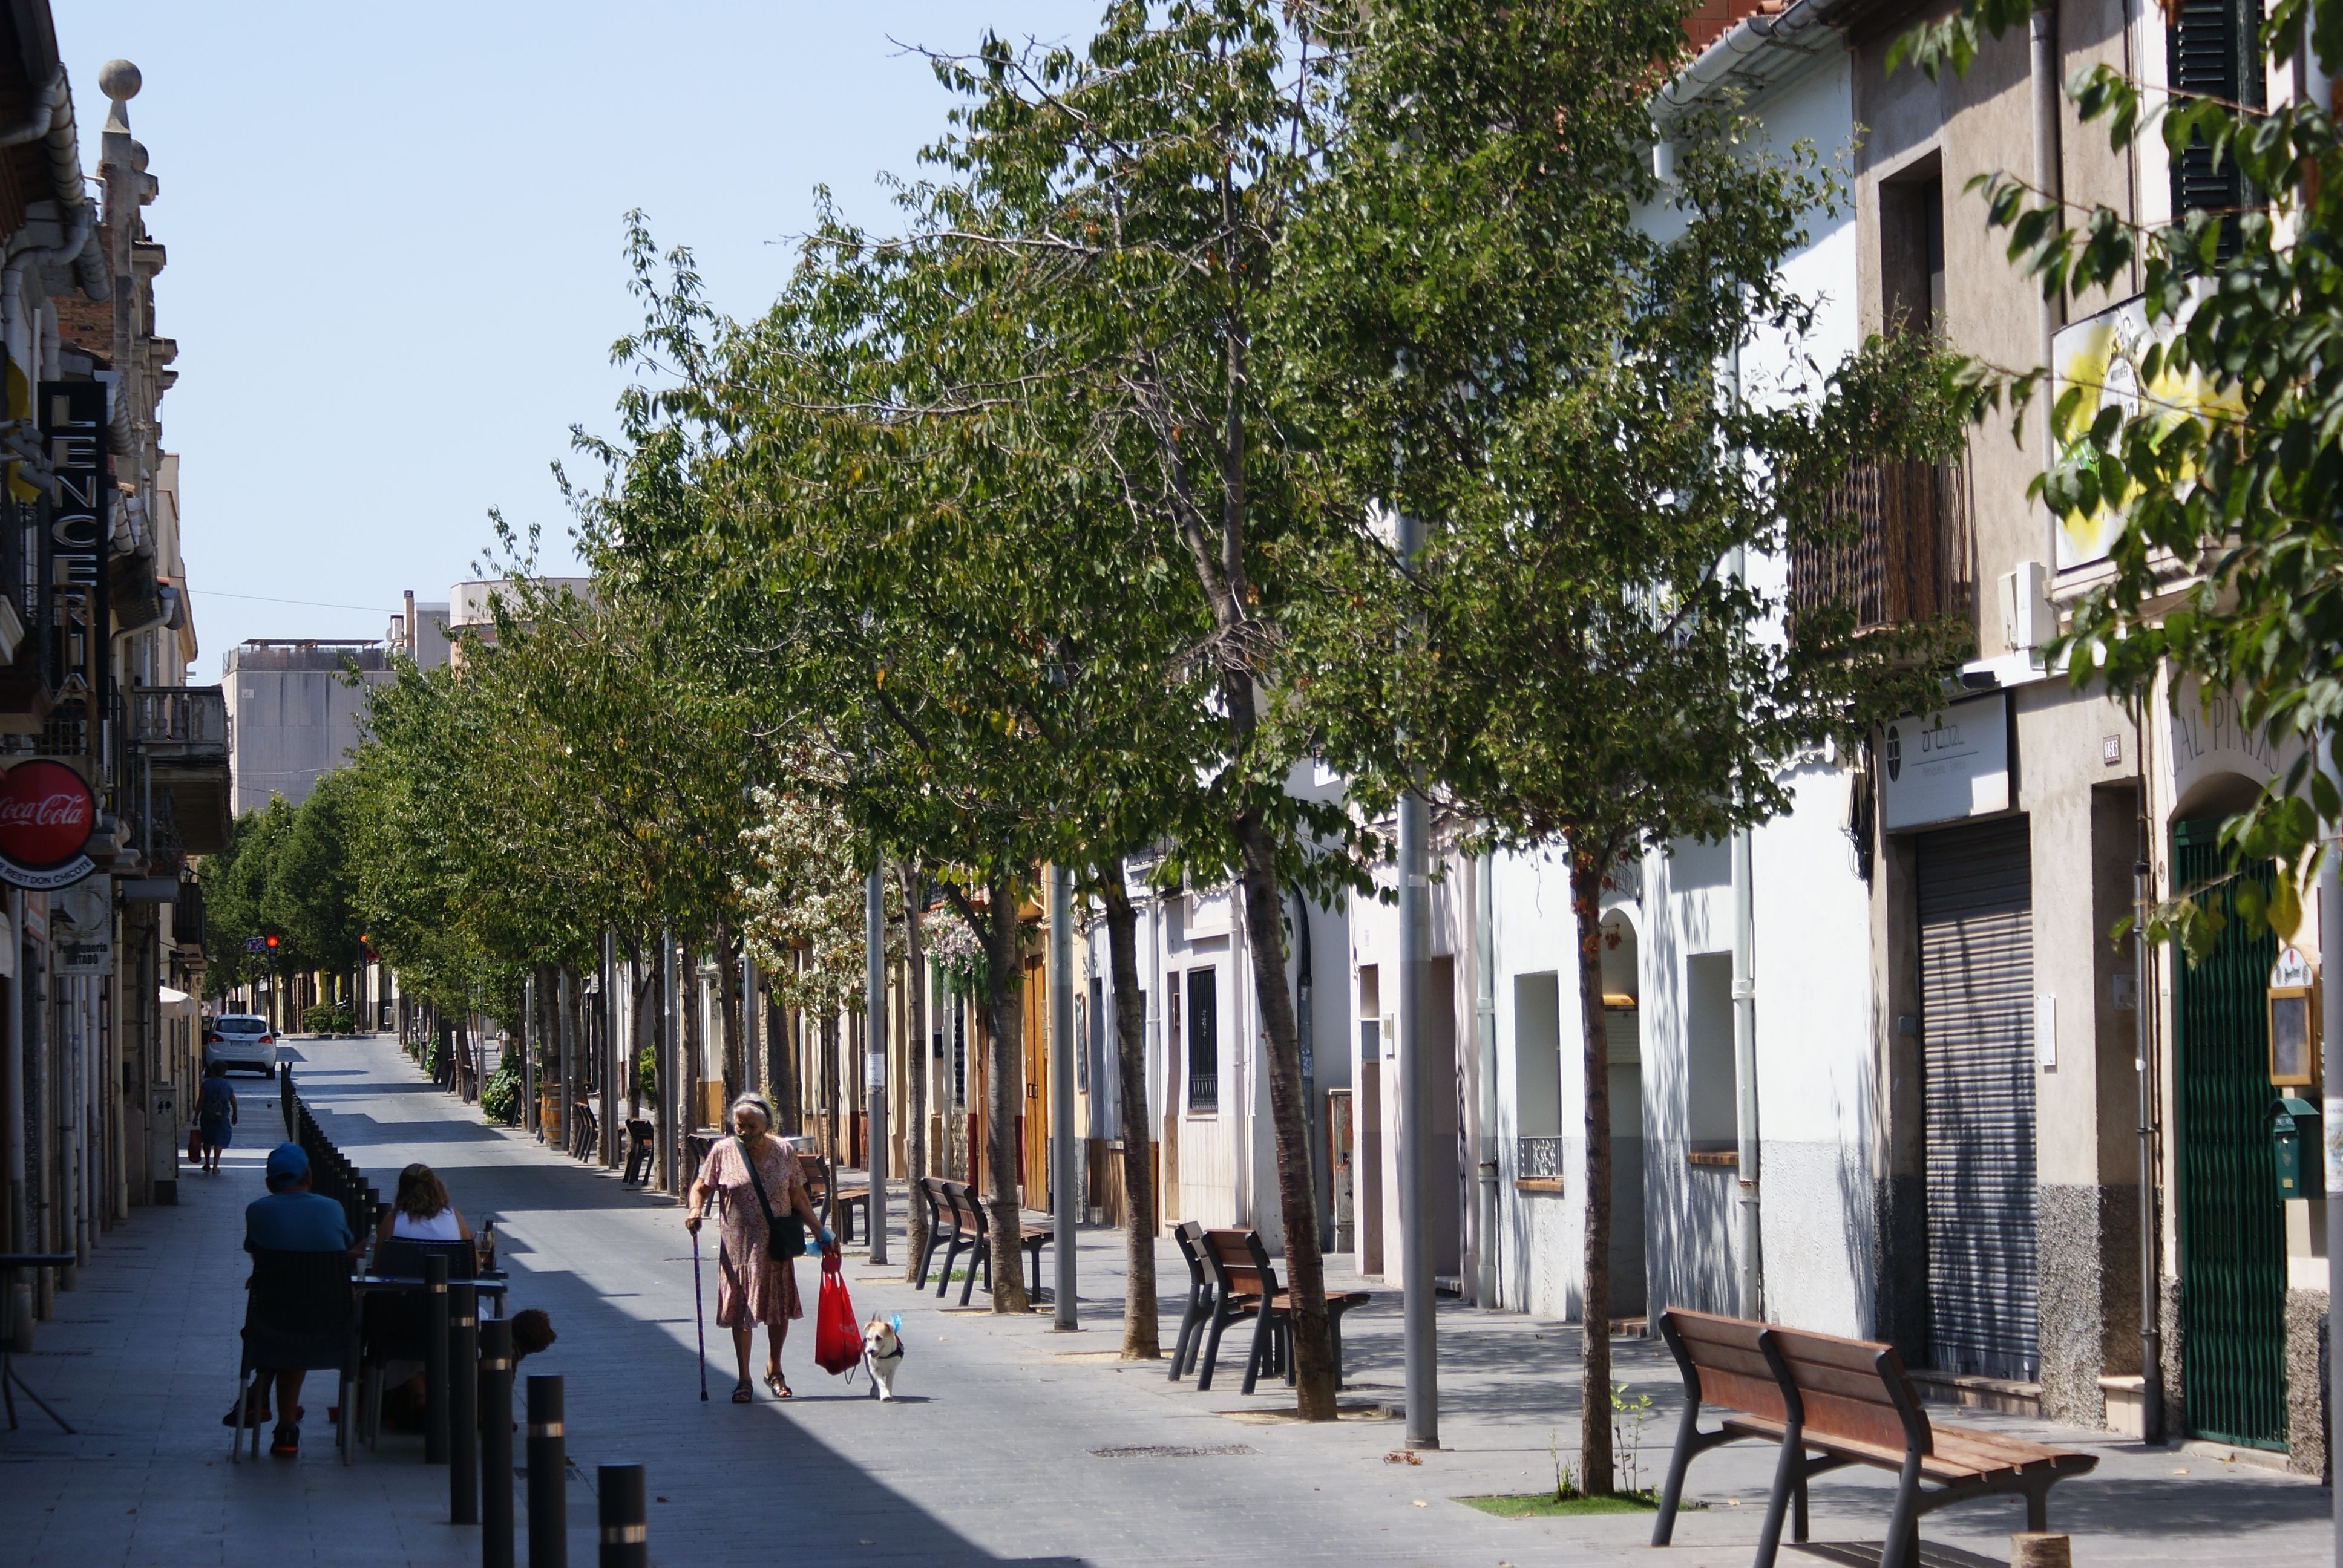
top-left (264, 1143), bottom-right (309, 1190)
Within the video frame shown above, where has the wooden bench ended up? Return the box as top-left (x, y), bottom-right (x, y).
top-left (621, 1119), bottom-right (655, 1185)
top-left (928, 1179), bottom-right (1050, 1305)
top-left (913, 1177), bottom-right (955, 1290)
top-left (1194, 1227), bottom-right (1369, 1395)
top-left (804, 1156), bottom-right (872, 1245)
top-left (1654, 1307), bottom-right (2097, 1568)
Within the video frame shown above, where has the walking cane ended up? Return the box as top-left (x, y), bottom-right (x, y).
top-left (691, 1224), bottom-right (709, 1402)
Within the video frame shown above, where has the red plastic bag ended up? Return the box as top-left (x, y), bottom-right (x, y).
top-left (813, 1251), bottom-right (860, 1376)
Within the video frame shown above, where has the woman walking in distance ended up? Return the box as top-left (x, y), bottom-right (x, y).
top-left (197, 1060), bottom-right (237, 1174)
top-left (686, 1095), bottom-right (832, 1401)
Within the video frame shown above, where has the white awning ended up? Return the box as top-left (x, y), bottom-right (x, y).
top-left (158, 985), bottom-right (194, 1018)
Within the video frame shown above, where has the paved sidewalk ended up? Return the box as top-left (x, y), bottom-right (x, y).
top-left (1, 1033), bottom-right (2329, 1566)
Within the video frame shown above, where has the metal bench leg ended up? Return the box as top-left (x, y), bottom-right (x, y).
top-left (1650, 1397), bottom-right (1705, 1547)
top-left (1793, 1465), bottom-right (1809, 1542)
top-left (1028, 1241), bottom-right (1044, 1302)
top-left (1168, 1299), bottom-right (1194, 1379)
top-left (1240, 1308), bottom-right (1277, 1396)
top-left (2024, 1478), bottom-right (2050, 1535)
top-left (1879, 1451), bottom-right (1924, 1568)
top-left (961, 1239), bottom-right (985, 1306)
top-left (1198, 1305), bottom-right (1239, 1392)
top-left (936, 1237), bottom-right (963, 1298)
top-left (1754, 1428), bottom-right (1804, 1568)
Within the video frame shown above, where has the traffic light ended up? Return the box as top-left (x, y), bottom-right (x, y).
top-left (265, 934), bottom-right (278, 950)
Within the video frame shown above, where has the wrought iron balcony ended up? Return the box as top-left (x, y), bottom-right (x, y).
top-left (1789, 459), bottom-right (1974, 636)
top-left (131, 685), bottom-right (229, 758)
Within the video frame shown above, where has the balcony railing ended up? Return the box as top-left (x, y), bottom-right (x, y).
top-left (1518, 1135), bottom-right (1562, 1184)
top-left (132, 685), bottom-right (229, 757)
top-left (1789, 459), bottom-right (1973, 636)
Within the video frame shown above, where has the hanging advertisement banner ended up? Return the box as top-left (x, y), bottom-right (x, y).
top-left (0, 757), bottom-right (94, 889)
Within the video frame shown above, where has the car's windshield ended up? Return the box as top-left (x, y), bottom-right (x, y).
top-left (216, 1016), bottom-right (267, 1033)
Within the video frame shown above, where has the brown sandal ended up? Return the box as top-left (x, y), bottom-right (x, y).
top-left (763, 1371), bottom-right (791, 1400)
top-left (730, 1380), bottom-right (753, 1404)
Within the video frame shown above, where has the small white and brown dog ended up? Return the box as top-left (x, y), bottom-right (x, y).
top-left (860, 1314), bottom-right (905, 1401)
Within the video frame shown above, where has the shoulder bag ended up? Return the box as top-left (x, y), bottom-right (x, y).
top-left (738, 1137), bottom-right (805, 1263)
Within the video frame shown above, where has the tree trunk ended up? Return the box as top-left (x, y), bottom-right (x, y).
top-left (770, 995), bottom-right (799, 1135)
top-left (1100, 867), bottom-right (1159, 1357)
top-left (716, 920), bottom-right (745, 1108)
top-left (1234, 808), bottom-right (1337, 1417)
top-left (979, 862), bottom-right (1031, 1313)
top-left (682, 948), bottom-right (704, 1131)
top-left (902, 863), bottom-right (929, 1284)
top-left (1570, 848), bottom-right (1614, 1494)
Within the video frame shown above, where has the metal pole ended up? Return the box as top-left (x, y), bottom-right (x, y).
top-left (449, 1280), bottom-right (479, 1523)
top-left (660, 931), bottom-right (678, 1195)
top-left (1050, 864), bottom-right (1079, 1329)
top-left (1394, 508), bottom-right (1437, 1451)
top-left (479, 1316), bottom-right (514, 1568)
top-left (2137, 850), bottom-right (2165, 1446)
top-left (423, 1251), bottom-right (450, 1465)
top-left (1473, 853), bottom-right (1498, 1308)
top-left (597, 1464), bottom-right (647, 1568)
top-left (2320, 813), bottom-right (2342, 1557)
top-left (526, 1374), bottom-right (566, 1568)
top-left (1731, 823), bottom-right (1760, 1319)
top-left (865, 859), bottom-right (889, 1266)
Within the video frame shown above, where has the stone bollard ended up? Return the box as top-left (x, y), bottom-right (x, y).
top-left (449, 1282), bottom-right (479, 1523)
top-left (479, 1318), bottom-right (514, 1568)
top-left (526, 1374), bottom-right (567, 1568)
top-left (597, 1463), bottom-right (647, 1568)
top-left (424, 1252), bottom-right (450, 1465)
top-left (2011, 1532), bottom-right (2072, 1568)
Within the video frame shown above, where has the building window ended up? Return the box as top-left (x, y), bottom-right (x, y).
top-left (1879, 157), bottom-right (1944, 338)
top-left (1186, 965), bottom-right (1219, 1113)
top-left (2170, 0), bottom-right (2264, 256)
top-left (1686, 952), bottom-right (1737, 1158)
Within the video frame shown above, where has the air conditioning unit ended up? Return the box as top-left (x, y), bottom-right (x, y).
top-left (1998, 561), bottom-right (2052, 656)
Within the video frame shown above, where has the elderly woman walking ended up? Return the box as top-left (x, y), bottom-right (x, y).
top-left (686, 1094), bottom-right (831, 1402)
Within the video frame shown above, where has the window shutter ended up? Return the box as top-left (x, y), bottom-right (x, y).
top-left (2169, 0), bottom-right (2262, 249)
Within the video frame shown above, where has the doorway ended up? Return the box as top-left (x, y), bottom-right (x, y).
top-left (2172, 816), bottom-right (2287, 1448)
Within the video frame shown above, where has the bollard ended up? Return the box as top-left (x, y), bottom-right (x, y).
top-left (449, 1281), bottom-right (479, 1523)
top-left (526, 1374), bottom-right (566, 1568)
top-left (424, 1252), bottom-right (450, 1465)
top-left (480, 1317), bottom-right (514, 1568)
top-left (597, 1463), bottom-right (647, 1568)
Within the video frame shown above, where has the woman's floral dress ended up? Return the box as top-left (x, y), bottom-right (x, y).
top-left (696, 1136), bottom-right (805, 1328)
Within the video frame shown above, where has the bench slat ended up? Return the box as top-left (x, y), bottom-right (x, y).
top-left (1764, 1324), bottom-right (1901, 1376)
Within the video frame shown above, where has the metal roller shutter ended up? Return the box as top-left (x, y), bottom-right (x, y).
top-left (1918, 816), bottom-right (2039, 1381)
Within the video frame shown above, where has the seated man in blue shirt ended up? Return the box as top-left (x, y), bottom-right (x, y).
top-left (228, 1143), bottom-right (359, 1454)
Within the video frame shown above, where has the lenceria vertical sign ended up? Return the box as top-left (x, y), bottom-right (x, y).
top-left (39, 381), bottom-right (106, 592)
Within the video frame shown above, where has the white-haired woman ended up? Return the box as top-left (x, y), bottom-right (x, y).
top-left (685, 1095), bottom-right (831, 1401)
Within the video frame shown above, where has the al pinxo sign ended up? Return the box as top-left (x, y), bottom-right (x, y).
top-left (0, 759), bottom-right (97, 890)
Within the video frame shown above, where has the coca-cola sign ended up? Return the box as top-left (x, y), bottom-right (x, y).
top-left (0, 760), bottom-right (94, 870)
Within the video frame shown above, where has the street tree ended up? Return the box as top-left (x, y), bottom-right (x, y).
top-left (1280, 0), bottom-right (1974, 1486)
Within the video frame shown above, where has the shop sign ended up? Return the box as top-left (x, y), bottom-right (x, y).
top-left (0, 758), bottom-right (94, 889)
top-left (52, 872), bottom-right (109, 975)
top-left (1879, 693), bottom-right (2011, 832)
top-left (39, 379), bottom-right (107, 590)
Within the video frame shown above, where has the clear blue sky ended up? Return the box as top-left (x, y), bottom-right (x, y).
top-left (51, 2), bottom-right (1105, 676)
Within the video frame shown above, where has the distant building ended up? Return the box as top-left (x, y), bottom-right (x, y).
top-left (447, 577), bottom-right (591, 667)
top-left (387, 589), bottom-right (451, 668)
top-left (222, 639), bottom-right (390, 814)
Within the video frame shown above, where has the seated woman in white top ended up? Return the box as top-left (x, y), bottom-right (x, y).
top-left (375, 1162), bottom-right (473, 1248)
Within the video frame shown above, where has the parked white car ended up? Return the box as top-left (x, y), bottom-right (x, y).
top-left (203, 1014), bottom-right (277, 1076)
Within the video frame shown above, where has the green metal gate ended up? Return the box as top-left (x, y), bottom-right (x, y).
top-left (2172, 817), bottom-right (2287, 1448)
